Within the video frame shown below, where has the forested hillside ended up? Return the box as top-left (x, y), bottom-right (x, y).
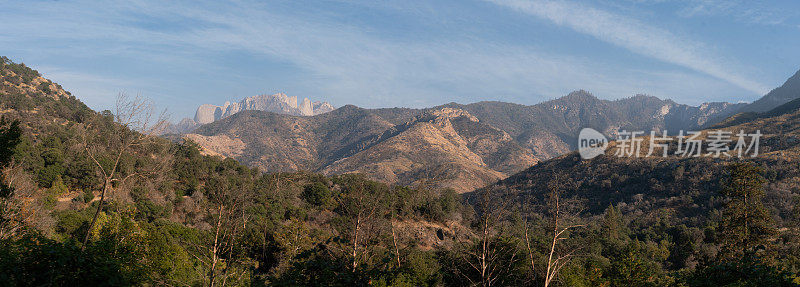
top-left (468, 97), bottom-right (800, 286)
top-left (1, 57), bottom-right (799, 286)
top-left (0, 57), bottom-right (469, 286)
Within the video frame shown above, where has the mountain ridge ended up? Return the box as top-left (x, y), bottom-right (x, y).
top-left (738, 68), bottom-right (800, 113)
top-left (185, 89), bottom-right (748, 192)
top-left (476, 85), bottom-right (800, 219)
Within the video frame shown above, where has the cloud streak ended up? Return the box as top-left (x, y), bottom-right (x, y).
top-left (0, 0), bottom-right (772, 116)
top-left (678, 0), bottom-right (793, 26)
top-left (488, 0), bottom-right (769, 95)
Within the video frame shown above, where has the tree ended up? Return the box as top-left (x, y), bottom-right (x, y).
top-left (80, 94), bottom-right (168, 251)
top-left (202, 163), bottom-right (254, 287)
top-left (717, 162), bottom-right (776, 260)
top-left (0, 117), bottom-right (28, 240)
top-left (331, 175), bottom-right (388, 273)
top-left (543, 175), bottom-right (583, 287)
top-left (302, 182), bottom-right (331, 206)
top-left (0, 117), bottom-right (21, 167)
top-left (460, 186), bottom-right (518, 287)
top-left (605, 242), bottom-right (660, 287)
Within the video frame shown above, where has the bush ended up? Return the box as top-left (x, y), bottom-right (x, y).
top-left (302, 182), bottom-right (331, 206)
top-left (82, 191), bottom-right (94, 203)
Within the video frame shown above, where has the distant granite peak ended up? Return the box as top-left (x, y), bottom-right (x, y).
top-left (163, 93), bottom-right (334, 134)
top-left (193, 93), bottom-right (334, 125)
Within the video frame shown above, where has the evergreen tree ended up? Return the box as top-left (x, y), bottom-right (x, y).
top-left (717, 162), bottom-right (776, 261)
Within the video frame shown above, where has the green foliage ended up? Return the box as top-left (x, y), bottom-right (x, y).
top-left (1, 56), bottom-right (799, 286)
top-left (302, 181), bottom-right (332, 206)
top-left (139, 219), bottom-right (206, 285)
top-left (604, 242), bottom-right (662, 287)
top-left (0, 219), bottom-right (148, 286)
top-left (82, 190), bottom-right (94, 203)
top-left (717, 162), bottom-right (776, 261)
top-left (0, 117), bottom-right (21, 166)
top-left (0, 117), bottom-right (22, 198)
top-left (172, 140), bottom-right (202, 196)
top-left (686, 257), bottom-right (798, 287)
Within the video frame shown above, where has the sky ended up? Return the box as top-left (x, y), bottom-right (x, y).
top-left (2, 0), bottom-right (799, 120)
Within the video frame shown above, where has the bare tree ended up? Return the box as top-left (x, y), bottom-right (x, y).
top-left (542, 176), bottom-right (583, 287)
top-left (521, 210), bottom-right (536, 281)
top-left (327, 175), bottom-right (387, 273)
top-left (203, 173), bottom-right (252, 287)
top-left (346, 186), bottom-right (379, 272)
top-left (389, 207), bottom-right (402, 268)
top-left (80, 93), bottom-right (168, 251)
top-left (462, 187), bottom-right (515, 287)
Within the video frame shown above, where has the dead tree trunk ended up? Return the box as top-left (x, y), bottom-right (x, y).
top-left (543, 180), bottom-right (582, 287)
top-left (80, 94), bottom-right (167, 252)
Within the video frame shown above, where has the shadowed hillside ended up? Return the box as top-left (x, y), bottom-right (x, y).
top-left (186, 90), bottom-right (745, 192)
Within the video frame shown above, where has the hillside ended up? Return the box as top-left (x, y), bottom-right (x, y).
top-left (738, 69), bottom-right (800, 113)
top-left (0, 57), bottom-right (96, 132)
top-left (0, 57), bottom-right (472, 286)
top-left (3, 57), bottom-right (800, 286)
top-left (186, 90), bottom-right (745, 192)
top-left (480, 92), bottom-right (800, 216)
top-left (189, 106), bottom-right (536, 192)
top-left (454, 89), bottom-right (800, 285)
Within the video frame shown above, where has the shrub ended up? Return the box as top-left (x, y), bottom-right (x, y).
top-left (302, 182), bottom-right (331, 206)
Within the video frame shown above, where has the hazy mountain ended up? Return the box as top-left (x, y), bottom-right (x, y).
top-left (165, 93), bottom-right (335, 134)
top-left (175, 66), bottom-right (800, 194)
top-left (185, 90), bottom-right (745, 192)
top-left (443, 91), bottom-right (745, 159)
top-left (475, 93), bottom-right (800, 220)
top-left (737, 69), bottom-right (800, 113)
top-left (194, 93), bottom-right (334, 124)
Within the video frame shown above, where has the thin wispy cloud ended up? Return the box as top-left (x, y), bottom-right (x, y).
top-left (678, 0), bottom-right (792, 26)
top-left (488, 0), bottom-right (769, 95)
top-left (2, 1), bottom-right (687, 108)
top-left (2, 0), bottom-right (794, 117)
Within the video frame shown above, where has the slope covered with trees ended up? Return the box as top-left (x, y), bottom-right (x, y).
top-left (1, 56), bottom-right (799, 286)
top-left (0, 57), bottom-right (469, 286)
top-left (468, 96), bottom-right (800, 285)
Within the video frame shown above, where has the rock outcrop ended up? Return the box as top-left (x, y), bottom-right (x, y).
top-left (194, 93), bottom-right (333, 124)
top-left (167, 93), bottom-right (335, 134)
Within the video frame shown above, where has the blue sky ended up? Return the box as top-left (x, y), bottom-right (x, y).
top-left (2, 0), bottom-right (799, 120)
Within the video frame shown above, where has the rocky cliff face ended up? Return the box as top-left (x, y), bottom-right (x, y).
top-left (193, 93), bottom-right (334, 124)
top-left (163, 93), bottom-right (334, 134)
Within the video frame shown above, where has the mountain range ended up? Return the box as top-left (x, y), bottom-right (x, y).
top-left (3, 55), bottom-right (799, 285)
top-left (474, 83), bottom-right (800, 227)
top-left (165, 93), bottom-right (334, 134)
top-left (179, 69), bottom-right (800, 193)
top-left (182, 89), bottom-right (781, 192)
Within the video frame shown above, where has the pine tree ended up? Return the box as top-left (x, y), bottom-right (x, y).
top-left (717, 162), bottom-right (776, 261)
